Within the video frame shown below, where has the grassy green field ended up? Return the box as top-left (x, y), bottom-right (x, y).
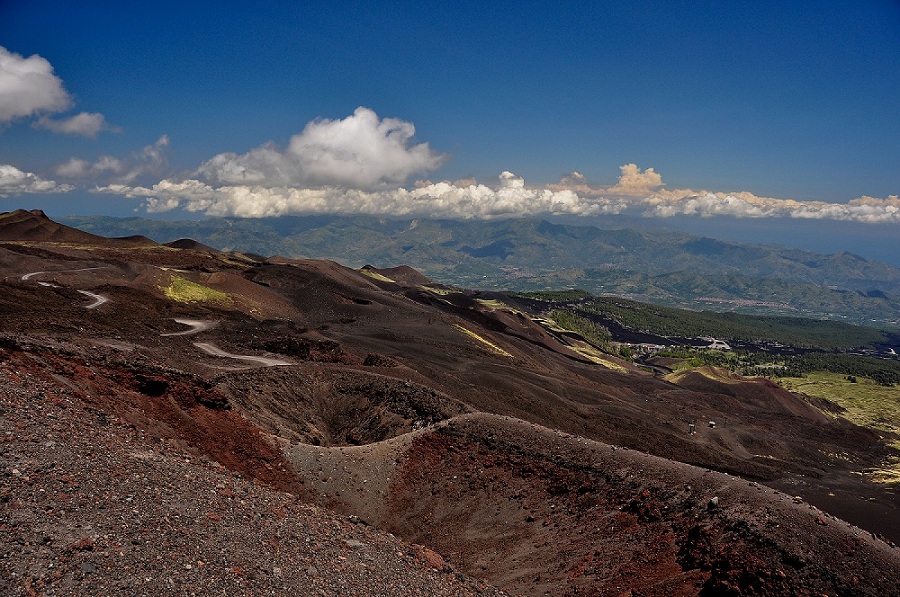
top-left (778, 372), bottom-right (900, 484)
top-left (161, 275), bottom-right (232, 305)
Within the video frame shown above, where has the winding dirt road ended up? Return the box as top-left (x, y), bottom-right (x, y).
top-left (77, 290), bottom-right (109, 309)
top-left (161, 318), bottom-right (219, 336)
top-left (21, 266), bottom-right (109, 281)
top-left (24, 271), bottom-right (291, 368)
top-left (192, 342), bottom-right (293, 367)
top-left (22, 268), bottom-right (111, 309)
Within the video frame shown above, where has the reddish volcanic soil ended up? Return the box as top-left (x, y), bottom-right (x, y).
top-left (1, 209), bottom-right (899, 595)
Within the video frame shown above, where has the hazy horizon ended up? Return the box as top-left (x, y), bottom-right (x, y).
top-left (7, 206), bottom-right (893, 269)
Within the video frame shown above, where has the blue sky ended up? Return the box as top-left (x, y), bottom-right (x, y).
top-left (1, 1), bottom-right (898, 260)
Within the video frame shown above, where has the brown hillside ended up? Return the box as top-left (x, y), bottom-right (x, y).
top-left (165, 238), bottom-right (219, 252)
top-left (0, 209), bottom-right (157, 247)
top-left (363, 263), bottom-right (436, 286)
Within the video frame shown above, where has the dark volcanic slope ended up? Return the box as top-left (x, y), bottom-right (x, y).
top-left (0, 209), bottom-right (156, 247)
top-left (0, 348), bottom-right (501, 596)
top-left (1, 214), bottom-right (899, 596)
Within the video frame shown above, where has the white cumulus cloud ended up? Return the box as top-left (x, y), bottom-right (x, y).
top-left (197, 107), bottom-right (445, 190)
top-left (34, 112), bottom-right (110, 137)
top-left (0, 46), bottom-right (71, 123)
top-left (550, 164), bottom-right (664, 197)
top-left (547, 165), bottom-right (900, 224)
top-left (58, 135), bottom-right (168, 185)
top-left (121, 135), bottom-right (169, 183)
top-left (0, 164), bottom-right (73, 196)
top-left (56, 155), bottom-right (124, 177)
top-left (606, 163), bottom-right (664, 196)
top-left (0, 45), bottom-right (112, 134)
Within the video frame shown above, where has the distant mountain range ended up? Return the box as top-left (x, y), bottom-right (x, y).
top-left (60, 214), bottom-right (900, 327)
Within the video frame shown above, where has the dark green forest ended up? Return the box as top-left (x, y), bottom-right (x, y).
top-left (520, 292), bottom-right (900, 386)
top-left (521, 292), bottom-right (897, 351)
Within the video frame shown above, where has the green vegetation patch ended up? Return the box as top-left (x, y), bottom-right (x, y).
top-left (522, 291), bottom-right (897, 350)
top-left (779, 373), bottom-right (900, 434)
top-left (518, 289), bottom-right (594, 302)
top-left (358, 269), bottom-right (395, 283)
top-left (161, 275), bottom-right (231, 305)
top-left (582, 297), bottom-right (891, 350)
top-left (778, 372), bottom-right (900, 485)
top-left (425, 286), bottom-right (456, 296)
top-left (546, 309), bottom-right (612, 349)
top-left (666, 366), bottom-right (742, 385)
top-left (453, 324), bottom-right (513, 357)
top-left (475, 298), bottom-right (510, 311)
top-left (567, 341), bottom-right (629, 372)
top-left (785, 353), bottom-right (900, 386)
top-left (868, 461), bottom-right (900, 485)
top-left (656, 347), bottom-right (900, 387)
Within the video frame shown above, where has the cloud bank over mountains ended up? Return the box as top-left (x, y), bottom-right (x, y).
top-left (1, 95), bottom-right (896, 223)
top-left (98, 172), bottom-right (610, 219)
top-left (95, 159), bottom-right (899, 223)
top-left (91, 115), bottom-right (898, 223)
